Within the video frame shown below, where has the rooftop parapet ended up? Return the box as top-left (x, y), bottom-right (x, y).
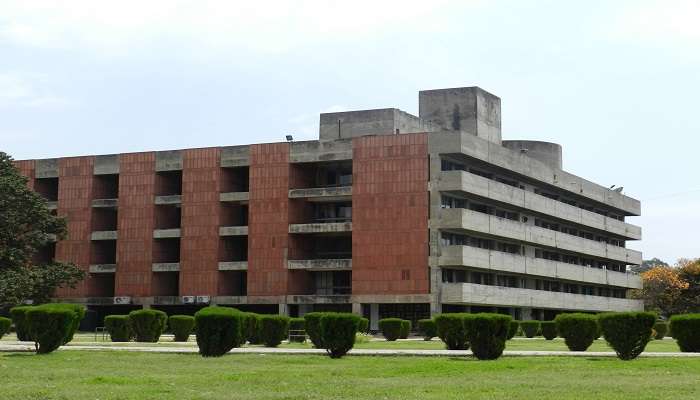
top-left (319, 108), bottom-right (433, 141)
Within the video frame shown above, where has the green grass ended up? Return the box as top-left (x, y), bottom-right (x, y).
top-left (1, 351), bottom-right (698, 399)
top-left (2, 333), bottom-right (682, 352)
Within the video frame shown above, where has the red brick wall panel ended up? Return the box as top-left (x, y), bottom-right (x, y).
top-left (54, 156), bottom-right (94, 298)
top-left (248, 143), bottom-right (290, 297)
top-left (13, 160), bottom-right (35, 189)
top-left (352, 134), bottom-right (429, 295)
top-left (180, 148), bottom-right (221, 295)
top-left (115, 152), bottom-right (155, 297)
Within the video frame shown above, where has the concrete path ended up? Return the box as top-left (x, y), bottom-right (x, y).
top-left (1, 342), bottom-right (698, 357)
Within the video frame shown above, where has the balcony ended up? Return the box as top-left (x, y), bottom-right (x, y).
top-left (152, 262), bottom-right (180, 272)
top-left (439, 245), bottom-right (642, 289)
top-left (91, 199), bottom-right (118, 208)
top-left (289, 186), bottom-right (352, 201)
top-left (289, 222), bottom-right (352, 234)
top-left (218, 261), bottom-right (248, 271)
top-left (219, 226), bottom-right (249, 236)
top-left (435, 208), bottom-right (642, 265)
top-left (155, 195), bottom-right (182, 205)
top-left (438, 170), bottom-right (642, 240)
top-left (220, 192), bottom-right (249, 203)
top-left (89, 264), bottom-right (117, 273)
top-left (153, 228), bottom-right (181, 239)
top-left (91, 230), bottom-right (118, 241)
top-left (287, 259), bottom-right (352, 271)
top-left (440, 282), bottom-right (643, 312)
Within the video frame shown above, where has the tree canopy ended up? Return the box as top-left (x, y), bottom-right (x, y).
top-left (634, 259), bottom-right (700, 317)
top-left (0, 151), bottom-right (84, 307)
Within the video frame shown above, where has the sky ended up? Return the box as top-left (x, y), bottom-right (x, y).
top-left (1, 0), bottom-right (698, 264)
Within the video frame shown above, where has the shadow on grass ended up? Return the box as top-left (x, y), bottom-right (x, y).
top-left (1, 352), bottom-right (36, 358)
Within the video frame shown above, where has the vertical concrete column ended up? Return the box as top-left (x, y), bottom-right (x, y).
top-left (521, 308), bottom-right (534, 320)
top-left (370, 303), bottom-right (379, 331)
top-left (351, 303), bottom-right (362, 315)
top-left (278, 303), bottom-right (288, 316)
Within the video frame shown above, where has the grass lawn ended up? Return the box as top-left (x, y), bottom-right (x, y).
top-left (1, 333), bottom-right (682, 352)
top-left (1, 351), bottom-right (698, 400)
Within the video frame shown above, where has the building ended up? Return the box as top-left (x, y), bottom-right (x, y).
top-left (15, 86), bottom-right (643, 328)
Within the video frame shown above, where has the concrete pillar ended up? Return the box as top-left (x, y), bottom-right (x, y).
top-left (278, 303), bottom-right (288, 316)
top-left (352, 303), bottom-right (362, 315)
top-left (370, 303), bottom-right (379, 331)
top-left (521, 307), bottom-right (533, 320)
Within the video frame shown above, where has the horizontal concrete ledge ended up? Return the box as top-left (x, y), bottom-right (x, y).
top-left (47, 234), bottom-right (57, 243)
top-left (437, 170), bottom-right (642, 240)
top-left (152, 262), bottom-right (180, 272)
top-left (288, 186), bottom-right (352, 200)
top-left (435, 208), bottom-right (642, 265)
top-left (91, 230), bottom-right (118, 241)
top-left (46, 201), bottom-right (58, 210)
top-left (219, 191), bottom-right (250, 202)
top-left (154, 195), bottom-right (182, 205)
top-left (287, 259), bottom-right (352, 271)
top-left (153, 228), bottom-right (181, 239)
top-left (91, 198), bottom-right (118, 208)
top-left (218, 261), bottom-right (248, 271)
top-left (439, 245), bottom-right (642, 289)
top-left (219, 226), bottom-right (249, 236)
top-left (89, 264), bottom-right (116, 274)
top-left (441, 282), bottom-right (643, 312)
top-left (287, 295), bottom-right (351, 304)
top-left (289, 222), bottom-right (352, 234)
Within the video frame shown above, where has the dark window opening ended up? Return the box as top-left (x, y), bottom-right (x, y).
top-left (155, 170), bottom-right (182, 196)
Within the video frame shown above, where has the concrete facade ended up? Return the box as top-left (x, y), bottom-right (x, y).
top-left (17, 86), bottom-right (643, 326)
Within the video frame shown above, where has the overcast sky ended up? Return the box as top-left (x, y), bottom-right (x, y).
top-left (1, 0), bottom-right (698, 264)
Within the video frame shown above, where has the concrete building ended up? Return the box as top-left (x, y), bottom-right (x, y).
top-left (16, 86), bottom-right (643, 328)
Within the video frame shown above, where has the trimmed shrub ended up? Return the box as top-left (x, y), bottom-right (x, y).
top-left (0, 316), bottom-right (11, 339)
top-left (358, 318), bottom-right (369, 334)
top-left (435, 314), bottom-right (470, 350)
top-left (669, 314), bottom-right (700, 352)
top-left (399, 320), bottom-right (411, 339)
top-left (378, 318), bottom-right (403, 341)
top-left (194, 306), bottom-right (244, 357)
top-left (541, 321), bottom-right (557, 340)
top-left (653, 321), bottom-right (668, 340)
top-left (418, 319), bottom-right (437, 341)
top-left (128, 309), bottom-right (167, 342)
top-left (10, 306), bottom-right (33, 341)
top-left (244, 313), bottom-right (262, 344)
top-left (304, 312), bottom-right (326, 348)
top-left (26, 304), bottom-right (75, 354)
top-left (468, 313), bottom-right (511, 360)
top-left (520, 320), bottom-right (541, 338)
top-left (104, 315), bottom-right (132, 342)
top-left (320, 313), bottom-right (360, 358)
top-left (507, 320), bottom-right (519, 340)
top-left (555, 313), bottom-right (598, 351)
top-left (599, 312), bottom-right (656, 360)
top-left (169, 315), bottom-right (195, 342)
top-left (57, 303), bottom-right (85, 344)
top-left (260, 315), bottom-right (290, 348)
top-left (289, 317), bottom-right (306, 343)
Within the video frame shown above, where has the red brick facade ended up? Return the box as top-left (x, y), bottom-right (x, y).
top-left (351, 133), bottom-right (430, 294)
top-left (55, 156), bottom-right (95, 298)
top-left (115, 152), bottom-right (155, 297)
top-left (180, 148), bottom-right (221, 295)
top-left (15, 135), bottom-right (431, 303)
top-left (247, 143), bottom-right (290, 297)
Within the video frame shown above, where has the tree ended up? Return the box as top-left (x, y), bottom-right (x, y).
top-left (0, 152), bottom-right (84, 307)
top-left (677, 259), bottom-right (700, 313)
top-left (631, 258), bottom-right (669, 274)
top-left (634, 266), bottom-right (687, 318)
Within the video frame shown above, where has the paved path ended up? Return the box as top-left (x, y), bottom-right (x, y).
top-left (1, 342), bottom-right (698, 357)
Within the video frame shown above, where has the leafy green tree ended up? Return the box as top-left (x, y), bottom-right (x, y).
top-left (631, 258), bottom-right (669, 274)
top-left (0, 152), bottom-right (84, 307)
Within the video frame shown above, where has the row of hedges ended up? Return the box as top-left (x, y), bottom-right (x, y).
top-left (432, 313), bottom-right (513, 359)
top-left (9, 303), bottom-right (85, 354)
top-left (377, 318), bottom-right (413, 341)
